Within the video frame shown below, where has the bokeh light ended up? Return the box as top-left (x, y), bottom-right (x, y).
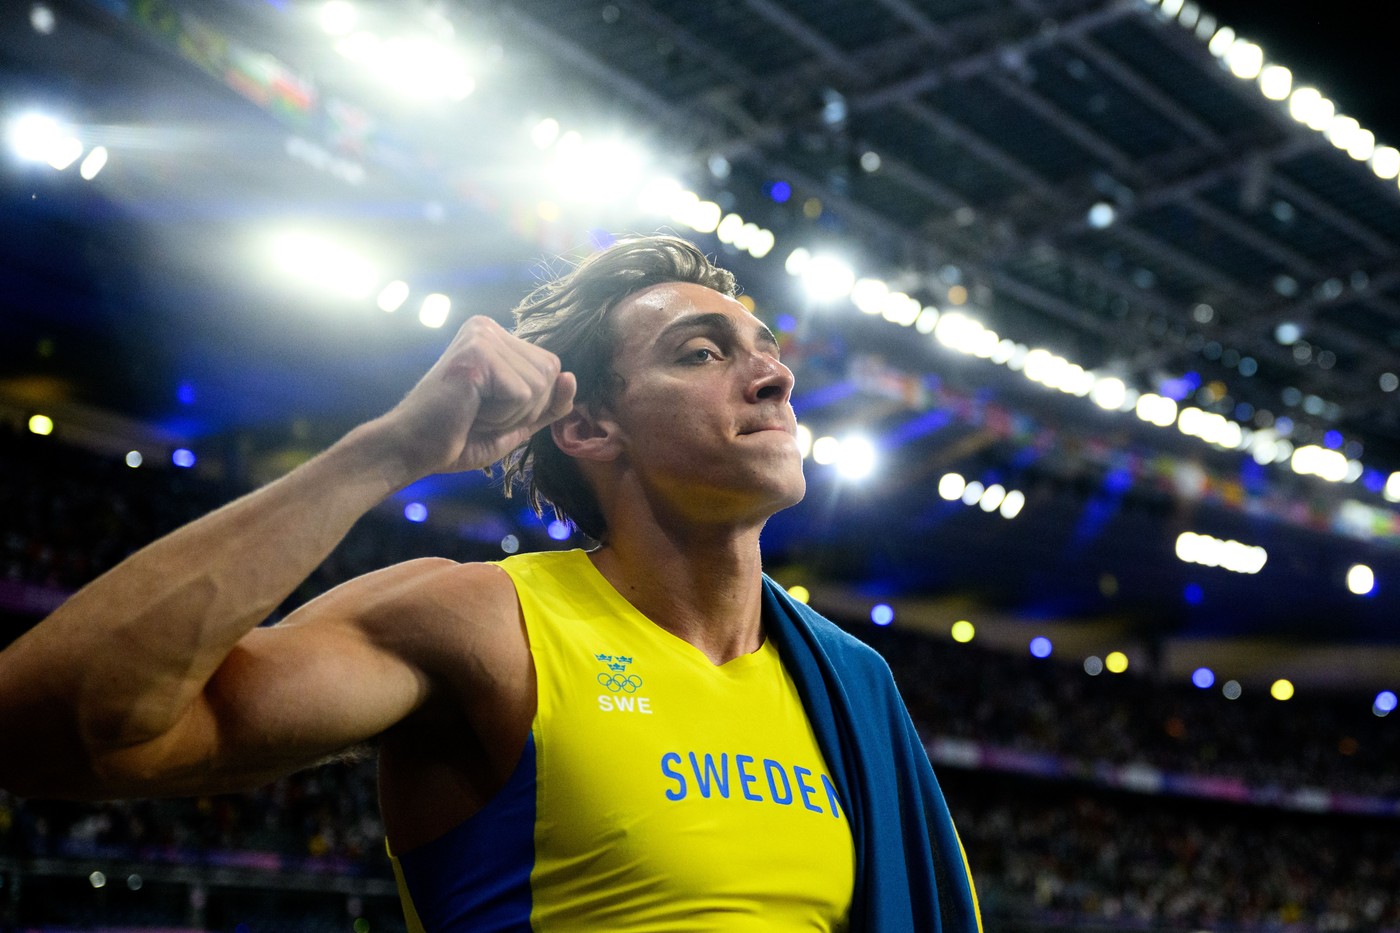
top-left (404, 502), bottom-right (428, 523)
top-left (787, 585), bottom-right (810, 604)
top-left (1346, 564), bottom-right (1375, 596)
top-left (870, 603), bottom-right (894, 626)
top-left (27, 414), bottom-right (53, 436)
top-left (1083, 656), bottom-right (1103, 676)
top-left (950, 620), bottom-right (975, 643)
top-left (1270, 679), bottom-right (1295, 701)
top-left (1192, 667), bottom-right (1215, 689)
top-left (172, 448), bottom-right (196, 468)
top-left (1029, 636), bottom-right (1052, 658)
top-left (1105, 651), bottom-right (1129, 674)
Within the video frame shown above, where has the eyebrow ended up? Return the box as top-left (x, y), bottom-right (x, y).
top-left (656, 312), bottom-right (779, 353)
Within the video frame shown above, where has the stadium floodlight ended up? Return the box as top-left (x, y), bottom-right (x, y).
top-left (1346, 564), bottom-right (1375, 596)
top-left (746, 227), bottom-right (775, 259)
top-left (376, 280), bottom-right (410, 312)
top-left (794, 423), bottom-right (813, 459)
top-left (379, 37), bottom-right (474, 101)
top-left (938, 473), bottom-right (965, 501)
top-left (1290, 444), bottom-right (1348, 482)
top-left (1225, 40), bottom-right (1263, 80)
top-left (1207, 26), bottom-right (1235, 57)
top-left (418, 293), bottom-right (451, 328)
top-left (851, 277), bottom-right (888, 315)
top-left (834, 436), bottom-right (876, 480)
top-left (530, 117), bottom-right (560, 149)
top-left (1324, 114), bottom-right (1361, 152)
top-left (1090, 376), bottom-right (1126, 411)
top-left (811, 435), bottom-right (840, 465)
top-left (1258, 64), bottom-right (1291, 100)
top-left (638, 176), bottom-right (684, 215)
top-left (270, 231), bottom-right (378, 301)
top-left (78, 145), bottom-right (108, 180)
top-left (553, 137), bottom-right (648, 204)
top-left (6, 112), bottom-right (81, 168)
top-left (1371, 146), bottom-right (1400, 180)
top-left (319, 0), bottom-right (358, 35)
top-left (800, 254), bottom-right (856, 302)
top-left (1346, 128), bottom-right (1375, 162)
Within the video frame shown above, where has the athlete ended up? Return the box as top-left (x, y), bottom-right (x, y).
top-left (0, 235), bottom-right (979, 932)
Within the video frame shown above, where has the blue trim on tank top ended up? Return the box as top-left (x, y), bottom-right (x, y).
top-left (395, 733), bottom-right (536, 932)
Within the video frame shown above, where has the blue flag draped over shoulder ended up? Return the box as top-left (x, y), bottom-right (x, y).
top-left (761, 577), bottom-right (982, 933)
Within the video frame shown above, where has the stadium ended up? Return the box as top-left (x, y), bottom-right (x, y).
top-left (1, 0), bottom-right (1398, 930)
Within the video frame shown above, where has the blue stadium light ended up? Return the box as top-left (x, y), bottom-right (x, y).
top-left (767, 180), bottom-right (792, 203)
top-left (1192, 667), bottom-right (1215, 689)
top-left (1323, 429), bottom-right (1343, 449)
top-left (1183, 583), bottom-right (1204, 605)
top-left (870, 603), bottom-right (894, 626)
top-left (547, 519), bottom-right (571, 541)
top-left (1029, 636), bottom-right (1052, 658)
top-left (171, 448), bottom-right (196, 468)
top-left (1374, 691), bottom-right (1397, 717)
top-left (404, 502), bottom-right (428, 523)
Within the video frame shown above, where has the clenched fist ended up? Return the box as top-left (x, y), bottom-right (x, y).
top-left (378, 316), bottom-right (577, 481)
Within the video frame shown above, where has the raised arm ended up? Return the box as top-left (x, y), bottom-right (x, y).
top-left (0, 316), bottom-right (573, 799)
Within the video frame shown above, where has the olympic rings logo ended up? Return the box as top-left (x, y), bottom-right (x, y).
top-left (598, 673), bottom-right (643, 693)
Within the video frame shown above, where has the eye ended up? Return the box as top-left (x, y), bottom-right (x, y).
top-left (684, 345), bottom-right (721, 363)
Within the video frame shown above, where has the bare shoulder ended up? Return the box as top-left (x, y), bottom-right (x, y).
top-left (297, 557), bottom-right (524, 673)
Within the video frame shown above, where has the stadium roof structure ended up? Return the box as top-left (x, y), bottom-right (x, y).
top-left (2, 0), bottom-right (1399, 686)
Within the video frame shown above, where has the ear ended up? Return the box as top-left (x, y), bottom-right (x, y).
top-left (551, 402), bottom-right (622, 462)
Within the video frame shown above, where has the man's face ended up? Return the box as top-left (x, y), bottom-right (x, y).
top-left (600, 281), bottom-right (805, 527)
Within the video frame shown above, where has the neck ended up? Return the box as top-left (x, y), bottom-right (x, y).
top-left (588, 517), bottom-right (767, 667)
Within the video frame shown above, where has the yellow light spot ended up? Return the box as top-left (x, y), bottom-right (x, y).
top-left (787, 585), bottom-right (810, 604)
top-left (28, 414), bottom-right (54, 436)
top-left (737, 294), bottom-right (755, 312)
top-left (536, 200), bottom-right (559, 222)
top-left (1105, 651), bottom-right (1129, 673)
top-left (802, 197), bottom-right (823, 219)
top-left (950, 620), bottom-right (975, 643)
top-left (947, 284), bottom-right (968, 306)
top-left (1271, 678), bottom-right (1295, 701)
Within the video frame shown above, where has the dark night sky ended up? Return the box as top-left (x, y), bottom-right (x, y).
top-left (1199, 0), bottom-right (1399, 144)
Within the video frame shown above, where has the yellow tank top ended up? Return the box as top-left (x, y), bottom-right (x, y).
top-left (390, 548), bottom-right (855, 932)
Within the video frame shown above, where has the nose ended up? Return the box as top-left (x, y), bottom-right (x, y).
top-left (746, 352), bottom-right (795, 405)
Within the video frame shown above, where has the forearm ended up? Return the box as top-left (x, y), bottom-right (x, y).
top-left (0, 417), bottom-right (415, 773)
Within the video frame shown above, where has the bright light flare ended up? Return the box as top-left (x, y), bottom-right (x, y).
top-left (377, 280), bottom-right (409, 312)
top-left (553, 137), bottom-right (648, 204)
top-left (1175, 531), bottom-right (1267, 574)
top-left (1290, 444), bottom-right (1348, 482)
top-left (418, 293), bottom-right (451, 328)
top-left (6, 112), bottom-right (82, 168)
top-left (319, 0), bottom-right (358, 35)
top-left (1258, 64), bottom-right (1291, 100)
top-left (834, 435), bottom-right (877, 480)
top-left (270, 231), bottom-right (378, 300)
top-left (1346, 564), bottom-right (1375, 596)
top-left (800, 254), bottom-right (856, 302)
top-left (794, 423), bottom-right (813, 459)
top-left (1225, 40), bottom-right (1263, 80)
top-left (79, 145), bottom-right (108, 179)
top-left (938, 472), bottom-right (965, 501)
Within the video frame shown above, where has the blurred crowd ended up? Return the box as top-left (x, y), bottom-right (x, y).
top-left (3, 426), bottom-right (1398, 931)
